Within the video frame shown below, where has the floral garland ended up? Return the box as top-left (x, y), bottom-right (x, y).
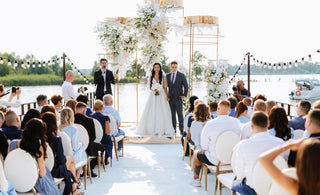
top-left (98, 24), bottom-right (138, 79)
top-left (135, 2), bottom-right (170, 72)
top-left (204, 61), bottom-right (229, 103)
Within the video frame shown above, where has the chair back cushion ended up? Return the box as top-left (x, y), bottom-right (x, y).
top-left (45, 143), bottom-right (54, 171)
top-left (58, 131), bottom-right (73, 157)
top-left (4, 148), bottom-right (38, 192)
top-left (184, 113), bottom-right (193, 132)
top-left (269, 168), bottom-right (297, 195)
top-left (74, 124), bottom-right (89, 150)
top-left (294, 129), bottom-right (304, 140)
top-left (215, 130), bottom-right (240, 164)
top-left (252, 156), bottom-right (288, 195)
top-left (0, 160), bottom-right (8, 192)
top-left (93, 118), bottom-right (103, 143)
top-left (105, 114), bottom-right (117, 136)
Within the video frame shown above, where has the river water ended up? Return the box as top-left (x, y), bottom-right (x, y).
top-left (2, 74), bottom-right (319, 122)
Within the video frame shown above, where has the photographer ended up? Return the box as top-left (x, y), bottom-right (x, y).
top-left (0, 84), bottom-right (21, 108)
top-left (94, 58), bottom-right (118, 100)
top-left (233, 80), bottom-right (250, 101)
top-left (62, 70), bottom-right (86, 101)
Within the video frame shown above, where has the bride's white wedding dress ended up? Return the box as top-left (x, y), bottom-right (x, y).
top-left (136, 76), bottom-right (175, 136)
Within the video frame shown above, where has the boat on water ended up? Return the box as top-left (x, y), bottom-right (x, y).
top-left (289, 79), bottom-right (320, 100)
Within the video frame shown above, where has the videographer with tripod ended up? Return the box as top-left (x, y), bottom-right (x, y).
top-left (0, 84), bottom-right (21, 107)
top-left (233, 80), bottom-right (250, 102)
top-left (94, 59), bottom-right (118, 101)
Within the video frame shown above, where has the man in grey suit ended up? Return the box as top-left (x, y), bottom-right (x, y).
top-left (166, 61), bottom-right (188, 135)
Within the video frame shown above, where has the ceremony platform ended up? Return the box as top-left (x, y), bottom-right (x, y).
top-left (83, 143), bottom-right (232, 195)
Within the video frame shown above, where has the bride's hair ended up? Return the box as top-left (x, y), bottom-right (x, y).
top-left (150, 63), bottom-right (162, 89)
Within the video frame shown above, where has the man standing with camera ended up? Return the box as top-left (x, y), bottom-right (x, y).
top-left (94, 59), bottom-right (117, 100)
top-left (0, 84), bottom-right (21, 108)
top-left (62, 70), bottom-right (84, 101)
top-left (233, 80), bottom-right (250, 101)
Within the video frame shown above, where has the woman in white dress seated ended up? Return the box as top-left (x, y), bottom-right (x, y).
top-left (136, 63), bottom-right (175, 136)
top-left (190, 103), bottom-right (211, 149)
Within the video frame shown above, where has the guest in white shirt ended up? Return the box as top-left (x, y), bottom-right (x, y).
top-left (35, 94), bottom-right (48, 112)
top-left (265, 100), bottom-right (276, 115)
top-left (190, 103), bottom-right (211, 150)
top-left (0, 84), bottom-right (21, 108)
top-left (232, 111), bottom-right (284, 195)
top-left (241, 100), bottom-right (267, 140)
top-left (62, 70), bottom-right (84, 101)
top-left (191, 100), bottom-right (241, 187)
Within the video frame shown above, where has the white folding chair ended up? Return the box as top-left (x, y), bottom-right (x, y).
top-left (251, 156), bottom-right (288, 195)
top-left (294, 129), bottom-right (304, 140)
top-left (45, 143), bottom-right (63, 188)
top-left (4, 148), bottom-right (38, 193)
top-left (188, 142), bottom-right (196, 166)
top-left (182, 113), bottom-right (193, 160)
top-left (93, 118), bottom-right (103, 143)
top-left (0, 159), bottom-right (9, 193)
top-left (201, 130), bottom-right (240, 194)
top-left (58, 130), bottom-right (88, 190)
top-left (269, 168), bottom-right (297, 195)
top-left (105, 114), bottom-right (124, 161)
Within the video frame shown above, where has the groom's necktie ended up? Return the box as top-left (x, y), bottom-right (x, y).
top-left (171, 72), bottom-right (176, 84)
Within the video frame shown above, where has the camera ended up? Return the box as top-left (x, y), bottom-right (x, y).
top-left (12, 86), bottom-right (20, 93)
top-left (78, 86), bottom-right (88, 92)
top-left (232, 85), bottom-right (239, 91)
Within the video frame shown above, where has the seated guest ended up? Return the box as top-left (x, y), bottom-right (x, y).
top-left (0, 84), bottom-right (21, 108)
top-left (0, 111), bottom-right (8, 160)
top-left (9, 118), bottom-right (60, 194)
top-left (187, 99), bottom-right (203, 138)
top-left (288, 109), bottom-right (320, 167)
top-left (2, 110), bottom-right (22, 140)
top-left (51, 94), bottom-right (63, 117)
top-left (36, 94), bottom-right (48, 112)
top-left (42, 112), bottom-right (82, 195)
top-left (243, 97), bottom-right (253, 118)
top-left (209, 102), bottom-right (218, 119)
top-left (260, 138), bottom-right (320, 195)
top-left (21, 108), bottom-right (40, 130)
top-left (241, 100), bottom-right (267, 140)
top-left (90, 100), bottom-right (113, 164)
top-left (227, 97), bottom-right (237, 117)
top-left (253, 94), bottom-right (267, 103)
top-left (235, 101), bottom-right (250, 124)
top-left (0, 106), bottom-right (8, 129)
top-left (190, 103), bottom-right (210, 149)
top-left (184, 96), bottom-right (198, 116)
top-left (232, 112), bottom-right (284, 194)
top-left (191, 100), bottom-right (241, 187)
top-left (60, 108), bottom-right (87, 165)
top-left (313, 100), bottom-right (320, 109)
top-left (40, 105), bottom-right (56, 117)
top-left (76, 94), bottom-right (92, 116)
top-left (265, 100), bottom-right (276, 115)
top-left (289, 100), bottom-right (311, 130)
top-left (268, 106), bottom-right (294, 141)
top-left (66, 99), bottom-right (77, 114)
top-left (0, 160), bottom-right (16, 194)
top-left (75, 102), bottom-right (105, 177)
top-left (103, 95), bottom-right (125, 153)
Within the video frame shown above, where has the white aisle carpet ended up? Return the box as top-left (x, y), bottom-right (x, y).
top-left (84, 144), bottom-right (232, 195)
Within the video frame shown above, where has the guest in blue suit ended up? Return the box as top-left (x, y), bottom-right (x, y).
top-left (289, 100), bottom-right (311, 130)
top-left (90, 100), bottom-right (113, 164)
top-left (228, 97), bottom-right (237, 117)
top-left (2, 110), bottom-right (22, 140)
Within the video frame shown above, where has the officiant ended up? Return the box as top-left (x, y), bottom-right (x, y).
top-left (94, 58), bottom-right (118, 100)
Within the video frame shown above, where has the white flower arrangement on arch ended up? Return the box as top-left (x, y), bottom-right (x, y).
top-left (204, 61), bottom-right (229, 103)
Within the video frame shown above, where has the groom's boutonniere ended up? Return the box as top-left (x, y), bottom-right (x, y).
top-left (152, 83), bottom-right (162, 96)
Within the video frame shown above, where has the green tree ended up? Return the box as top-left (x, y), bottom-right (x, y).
top-left (126, 60), bottom-right (146, 78)
top-left (90, 61), bottom-right (100, 76)
top-left (192, 51), bottom-right (206, 79)
top-left (160, 54), bottom-right (170, 73)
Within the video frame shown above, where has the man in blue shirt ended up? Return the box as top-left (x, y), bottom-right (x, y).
top-left (103, 94), bottom-right (125, 153)
top-left (289, 100), bottom-right (311, 130)
top-left (2, 110), bottom-right (22, 140)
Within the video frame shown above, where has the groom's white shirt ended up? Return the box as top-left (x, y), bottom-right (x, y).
top-left (201, 115), bottom-right (241, 165)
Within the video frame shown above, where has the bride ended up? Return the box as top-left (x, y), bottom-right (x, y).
top-left (136, 63), bottom-right (175, 136)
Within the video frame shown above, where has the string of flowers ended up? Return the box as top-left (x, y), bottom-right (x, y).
top-left (204, 61), bottom-right (229, 103)
top-left (135, 2), bottom-right (171, 72)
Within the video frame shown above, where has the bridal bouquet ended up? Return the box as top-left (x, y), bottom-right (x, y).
top-left (151, 83), bottom-right (162, 96)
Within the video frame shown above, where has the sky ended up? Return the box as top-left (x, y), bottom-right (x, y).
top-left (1, 0), bottom-right (320, 69)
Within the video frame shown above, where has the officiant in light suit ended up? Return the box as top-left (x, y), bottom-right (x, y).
top-left (166, 61), bottom-right (188, 135)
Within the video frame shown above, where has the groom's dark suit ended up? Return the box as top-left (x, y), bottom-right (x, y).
top-left (94, 69), bottom-right (115, 100)
top-left (166, 71), bottom-right (188, 134)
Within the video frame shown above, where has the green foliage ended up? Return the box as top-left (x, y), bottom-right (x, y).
top-left (192, 51), bottom-right (206, 78)
top-left (119, 76), bottom-right (137, 83)
top-left (160, 54), bottom-right (170, 74)
top-left (90, 61), bottom-right (100, 76)
top-left (126, 60), bottom-right (146, 78)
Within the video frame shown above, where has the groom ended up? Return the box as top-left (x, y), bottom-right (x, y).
top-left (166, 61), bottom-right (188, 135)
